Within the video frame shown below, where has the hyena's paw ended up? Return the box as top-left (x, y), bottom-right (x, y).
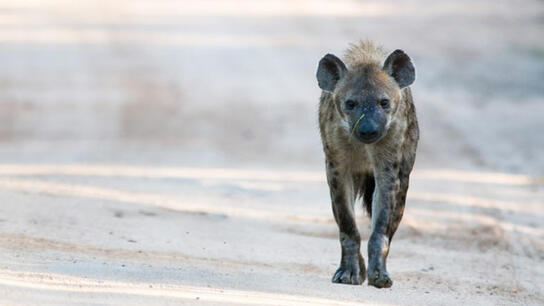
top-left (332, 256), bottom-right (366, 285)
top-left (367, 268), bottom-right (392, 288)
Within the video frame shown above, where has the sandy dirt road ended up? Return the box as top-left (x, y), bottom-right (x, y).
top-left (0, 166), bottom-right (542, 305)
top-left (0, 0), bottom-right (543, 305)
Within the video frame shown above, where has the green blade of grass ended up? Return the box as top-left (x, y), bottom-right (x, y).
top-left (351, 113), bottom-right (365, 136)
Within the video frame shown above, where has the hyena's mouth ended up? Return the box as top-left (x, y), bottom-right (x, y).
top-left (354, 132), bottom-right (382, 144)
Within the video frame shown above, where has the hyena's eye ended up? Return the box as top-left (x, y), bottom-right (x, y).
top-left (345, 100), bottom-right (357, 110)
top-left (379, 99), bottom-right (390, 109)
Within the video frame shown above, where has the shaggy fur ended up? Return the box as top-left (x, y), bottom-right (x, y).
top-left (317, 41), bottom-right (419, 288)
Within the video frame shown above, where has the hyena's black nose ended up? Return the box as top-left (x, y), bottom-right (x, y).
top-left (357, 122), bottom-right (380, 143)
top-left (359, 129), bottom-right (378, 140)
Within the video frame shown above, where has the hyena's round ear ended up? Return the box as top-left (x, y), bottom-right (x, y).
top-left (383, 49), bottom-right (415, 89)
top-left (316, 54), bottom-right (347, 92)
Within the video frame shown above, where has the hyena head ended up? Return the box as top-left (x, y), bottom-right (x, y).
top-left (316, 50), bottom-right (415, 144)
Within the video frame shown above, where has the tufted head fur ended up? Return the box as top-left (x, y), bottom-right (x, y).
top-left (317, 41), bottom-right (415, 144)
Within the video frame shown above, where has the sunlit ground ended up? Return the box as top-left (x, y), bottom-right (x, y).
top-left (0, 163), bottom-right (542, 304)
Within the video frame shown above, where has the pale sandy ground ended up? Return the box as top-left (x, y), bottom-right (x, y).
top-left (0, 0), bottom-right (543, 305)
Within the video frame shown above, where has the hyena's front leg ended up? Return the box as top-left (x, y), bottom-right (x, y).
top-left (327, 160), bottom-right (366, 285)
top-left (367, 166), bottom-right (409, 288)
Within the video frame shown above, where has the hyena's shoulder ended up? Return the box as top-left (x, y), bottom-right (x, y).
top-left (396, 87), bottom-right (419, 178)
top-left (402, 87), bottom-right (419, 147)
top-left (318, 92), bottom-right (353, 162)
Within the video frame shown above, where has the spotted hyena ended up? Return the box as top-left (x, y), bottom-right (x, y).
top-left (316, 41), bottom-right (419, 288)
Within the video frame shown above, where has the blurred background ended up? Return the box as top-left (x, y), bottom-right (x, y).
top-left (0, 1), bottom-right (543, 305)
top-left (0, 0), bottom-right (543, 172)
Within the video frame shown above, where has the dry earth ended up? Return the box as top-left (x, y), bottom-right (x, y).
top-left (0, 0), bottom-right (543, 305)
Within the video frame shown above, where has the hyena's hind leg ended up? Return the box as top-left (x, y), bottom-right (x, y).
top-left (360, 174), bottom-right (375, 217)
top-left (328, 160), bottom-right (366, 285)
top-left (387, 176), bottom-right (409, 242)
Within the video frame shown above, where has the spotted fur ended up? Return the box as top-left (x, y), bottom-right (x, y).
top-left (317, 41), bottom-right (419, 288)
